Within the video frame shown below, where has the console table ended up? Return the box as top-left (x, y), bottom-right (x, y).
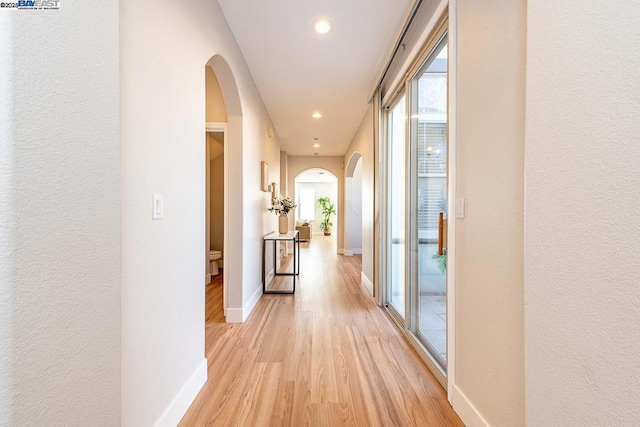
top-left (262, 230), bottom-right (300, 294)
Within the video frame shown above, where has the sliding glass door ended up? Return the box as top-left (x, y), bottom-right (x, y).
top-left (382, 32), bottom-right (448, 377)
top-left (411, 39), bottom-right (448, 369)
top-left (387, 95), bottom-right (406, 320)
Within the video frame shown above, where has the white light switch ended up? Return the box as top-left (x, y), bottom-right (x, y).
top-left (152, 194), bottom-right (164, 219)
top-left (455, 198), bottom-right (465, 219)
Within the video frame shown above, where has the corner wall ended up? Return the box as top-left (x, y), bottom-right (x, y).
top-left (525, 2), bottom-right (640, 425)
top-left (0, 4), bottom-right (121, 425)
top-left (454, 0), bottom-right (526, 425)
top-left (120, 0), bottom-right (279, 424)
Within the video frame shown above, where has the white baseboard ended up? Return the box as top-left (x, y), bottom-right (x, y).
top-left (155, 358), bottom-right (207, 427)
top-left (361, 272), bottom-right (373, 297)
top-left (242, 285), bottom-right (263, 321)
top-left (225, 308), bottom-right (243, 323)
top-left (225, 285), bottom-right (263, 323)
top-left (353, 248), bottom-right (362, 255)
top-left (344, 249), bottom-right (353, 256)
top-left (451, 384), bottom-right (490, 427)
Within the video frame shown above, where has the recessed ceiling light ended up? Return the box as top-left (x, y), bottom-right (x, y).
top-left (313, 143), bottom-right (320, 148)
top-left (312, 112), bottom-right (322, 119)
top-left (313, 18), bottom-right (333, 34)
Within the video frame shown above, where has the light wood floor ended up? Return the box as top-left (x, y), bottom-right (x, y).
top-left (182, 237), bottom-right (463, 426)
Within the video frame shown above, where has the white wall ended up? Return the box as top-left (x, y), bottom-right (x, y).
top-left (454, 0), bottom-right (526, 425)
top-left (280, 151), bottom-right (289, 198)
top-left (344, 106), bottom-right (375, 286)
top-left (525, 2), bottom-right (640, 425)
top-left (0, 4), bottom-right (121, 425)
top-left (120, 0), bottom-right (279, 425)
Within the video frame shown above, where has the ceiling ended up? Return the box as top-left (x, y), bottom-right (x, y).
top-left (218, 0), bottom-right (413, 156)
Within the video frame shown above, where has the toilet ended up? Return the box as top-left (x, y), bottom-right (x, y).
top-left (209, 250), bottom-right (223, 276)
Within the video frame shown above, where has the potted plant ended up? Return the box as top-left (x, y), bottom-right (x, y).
top-left (269, 196), bottom-right (297, 234)
top-left (432, 248), bottom-right (447, 273)
top-left (317, 196), bottom-right (336, 236)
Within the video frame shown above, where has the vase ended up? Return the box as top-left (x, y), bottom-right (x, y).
top-left (279, 214), bottom-right (288, 234)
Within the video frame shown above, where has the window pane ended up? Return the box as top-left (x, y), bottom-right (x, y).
top-left (414, 41), bottom-right (448, 369)
top-left (389, 95), bottom-right (406, 319)
top-left (299, 187), bottom-right (315, 220)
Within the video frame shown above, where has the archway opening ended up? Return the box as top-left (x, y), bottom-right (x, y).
top-left (204, 55), bottom-right (243, 330)
top-left (344, 152), bottom-right (363, 257)
top-left (294, 168), bottom-right (338, 245)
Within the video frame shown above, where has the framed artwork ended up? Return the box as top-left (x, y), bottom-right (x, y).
top-left (261, 161), bottom-right (269, 192)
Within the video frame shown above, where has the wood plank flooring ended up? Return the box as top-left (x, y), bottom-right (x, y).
top-left (181, 237), bottom-right (463, 426)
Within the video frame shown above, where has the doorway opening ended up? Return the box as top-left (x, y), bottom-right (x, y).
top-left (345, 153), bottom-right (363, 256)
top-left (204, 54), bottom-right (243, 342)
top-left (204, 64), bottom-right (229, 353)
top-left (294, 168), bottom-right (338, 248)
top-left (345, 152), bottom-right (366, 294)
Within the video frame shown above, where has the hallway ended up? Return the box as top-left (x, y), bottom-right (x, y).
top-left (181, 237), bottom-right (463, 425)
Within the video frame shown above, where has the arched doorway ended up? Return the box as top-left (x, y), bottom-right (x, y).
top-left (344, 152), bottom-right (363, 257)
top-left (294, 168), bottom-right (338, 243)
top-left (205, 55), bottom-right (243, 322)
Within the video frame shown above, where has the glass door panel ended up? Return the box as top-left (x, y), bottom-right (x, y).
top-left (388, 95), bottom-right (406, 319)
top-left (412, 40), bottom-right (448, 369)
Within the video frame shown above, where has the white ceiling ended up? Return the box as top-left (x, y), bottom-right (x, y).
top-left (218, 0), bottom-right (412, 156)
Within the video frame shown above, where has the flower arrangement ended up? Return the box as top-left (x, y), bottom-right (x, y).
top-left (269, 196), bottom-right (297, 216)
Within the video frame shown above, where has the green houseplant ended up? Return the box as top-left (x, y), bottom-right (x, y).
top-left (317, 196), bottom-right (336, 236)
top-left (432, 248), bottom-right (447, 273)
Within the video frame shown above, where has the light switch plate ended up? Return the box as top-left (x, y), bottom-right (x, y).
top-left (152, 194), bottom-right (164, 219)
top-left (455, 198), bottom-right (465, 219)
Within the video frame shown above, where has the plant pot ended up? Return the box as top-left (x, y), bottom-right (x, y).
top-left (323, 227), bottom-right (331, 236)
top-left (279, 214), bottom-right (288, 234)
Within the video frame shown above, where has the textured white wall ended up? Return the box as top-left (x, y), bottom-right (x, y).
top-left (0, 14), bottom-right (14, 424)
top-left (344, 106), bottom-right (375, 284)
top-left (280, 151), bottom-right (289, 197)
top-left (525, 2), bottom-right (640, 425)
top-left (0, 3), bottom-right (121, 425)
top-left (121, 0), bottom-right (279, 424)
top-left (454, 0), bottom-right (526, 425)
